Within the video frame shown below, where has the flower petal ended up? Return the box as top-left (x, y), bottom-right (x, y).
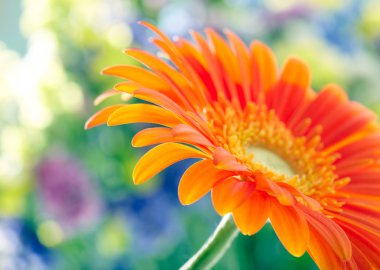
top-left (206, 29), bottom-right (241, 105)
top-left (225, 29), bottom-right (251, 105)
top-left (332, 204), bottom-right (380, 238)
top-left (85, 104), bottom-right (125, 129)
top-left (107, 103), bottom-right (183, 127)
top-left (213, 147), bottom-right (248, 172)
top-left (308, 225), bottom-right (344, 270)
top-left (268, 57), bottom-right (311, 121)
top-left (211, 177), bottom-right (255, 215)
top-left (132, 127), bottom-right (173, 147)
top-left (132, 124), bottom-right (213, 149)
top-left (94, 89), bottom-right (125, 106)
top-left (349, 243), bottom-right (372, 270)
top-left (269, 202), bottom-right (309, 257)
top-left (250, 41), bottom-right (277, 101)
top-left (113, 81), bottom-right (140, 94)
top-left (178, 159), bottom-right (233, 205)
top-left (304, 207), bottom-right (352, 261)
top-left (191, 30), bottom-right (226, 98)
top-left (233, 190), bottom-right (270, 235)
top-left (280, 57), bottom-right (310, 91)
top-left (171, 124), bottom-right (214, 147)
top-left (337, 221), bottom-right (380, 269)
top-left (102, 65), bottom-right (168, 89)
top-left (125, 48), bottom-right (189, 90)
top-left (255, 175), bottom-right (294, 205)
top-left (133, 143), bottom-right (209, 185)
top-left (133, 88), bottom-right (189, 119)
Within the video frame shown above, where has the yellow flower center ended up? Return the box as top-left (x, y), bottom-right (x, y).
top-left (206, 102), bottom-right (349, 199)
top-left (248, 146), bottom-right (295, 179)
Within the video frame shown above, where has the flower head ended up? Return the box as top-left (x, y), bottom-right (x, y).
top-left (87, 22), bottom-right (380, 269)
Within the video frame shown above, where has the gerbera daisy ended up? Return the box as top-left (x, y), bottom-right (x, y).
top-left (86, 22), bottom-right (380, 269)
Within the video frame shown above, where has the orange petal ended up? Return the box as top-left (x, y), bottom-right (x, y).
top-left (113, 81), bottom-right (140, 94)
top-left (269, 203), bottom-right (309, 257)
top-left (349, 243), bottom-right (372, 270)
top-left (225, 29), bottom-right (251, 105)
top-left (133, 88), bottom-right (188, 118)
top-left (191, 30), bottom-right (226, 97)
top-left (337, 220), bottom-right (380, 269)
top-left (280, 57), bottom-right (310, 91)
top-left (206, 29), bottom-right (239, 83)
top-left (107, 103), bottom-right (183, 127)
top-left (172, 124), bottom-right (213, 146)
top-left (335, 132), bottom-right (380, 160)
top-left (213, 147), bottom-right (248, 172)
top-left (233, 190), bottom-right (270, 235)
top-left (178, 159), bottom-right (233, 205)
top-left (250, 41), bottom-right (277, 101)
top-left (132, 124), bottom-right (213, 149)
top-left (133, 143), bottom-right (209, 185)
top-left (211, 177), bottom-right (255, 215)
top-left (94, 89), bottom-right (124, 106)
top-left (206, 29), bottom-right (240, 105)
top-left (289, 83), bottom-right (347, 135)
top-left (183, 111), bottom-right (219, 145)
top-left (308, 226), bottom-right (344, 270)
top-left (125, 48), bottom-right (188, 88)
top-left (174, 37), bottom-right (207, 68)
top-left (140, 22), bottom-right (209, 106)
top-left (132, 127), bottom-right (173, 147)
top-left (133, 89), bottom-right (215, 140)
top-left (85, 104), bottom-right (125, 129)
top-left (255, 175), bottom-right (294, 205)
top-left (299, 84), bottom-right (348, 130)
top-left (126, 49), bottom-right (198, 109)
top-left (332, 204), bottom-right (380, 237)
top-left (304, 207), bottom-right (352, 261)
top-left (102, 65), bottom-right (168, 90)
top-left (276, 182), bottom-right (322, 211)
top-left (269, 57), bottom-right (311, 120)
top-left (322, 102), bottom-right (377, 147)
top-left (174, 37), bottom-right (217, 101)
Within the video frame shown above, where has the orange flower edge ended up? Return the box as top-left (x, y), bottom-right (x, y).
top-left (87, 22), bottom-right (380, 269)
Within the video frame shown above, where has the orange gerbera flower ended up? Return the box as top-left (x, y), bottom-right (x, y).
top-left (86, 22), bottom-right (380, 269)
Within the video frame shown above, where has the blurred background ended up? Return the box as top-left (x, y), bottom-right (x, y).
top-left (1, 0), bottom-right (380, 269)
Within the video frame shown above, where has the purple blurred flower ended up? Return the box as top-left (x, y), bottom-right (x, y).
top-left (36, 152), bottom-right (102, 236)
top-left (263, 4), bottom-right (313, 29)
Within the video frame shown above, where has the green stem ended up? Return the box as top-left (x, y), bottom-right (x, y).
top-left (180, 214), bottom-right (239, 270)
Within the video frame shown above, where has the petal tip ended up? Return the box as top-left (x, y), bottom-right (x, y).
top-left (281, 57), bottom-right (311, 89)
top-left (178, 182), bottom-right (197, 206)
top-left (100, 67), bottom-right (111, 75)
top-left (132, 169), bottom-right (145, 185)
top-left (85, 115), bottom-right (102, 130)
top-left (106, 118), bottom-right (117, 126)
top-left (84, 120), bottom-right (93, 130)
top-left (178, 193), bottom-right (191, 206)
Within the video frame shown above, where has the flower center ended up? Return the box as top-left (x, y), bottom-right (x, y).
top-left (206, 102), bottom-right (349, 199)
top-left (248, 146), bottom-right (295, 179)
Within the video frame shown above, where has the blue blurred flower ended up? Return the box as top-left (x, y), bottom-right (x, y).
top-left (316, 1), bottom-right (364, 53)
top-left (0, 220), bottom-right (48, 270)
top-left (125, 192), bottom-right (183, 257)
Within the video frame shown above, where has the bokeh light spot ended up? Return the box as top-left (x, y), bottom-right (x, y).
top-left (37, 220), bottom-right (64, 247)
